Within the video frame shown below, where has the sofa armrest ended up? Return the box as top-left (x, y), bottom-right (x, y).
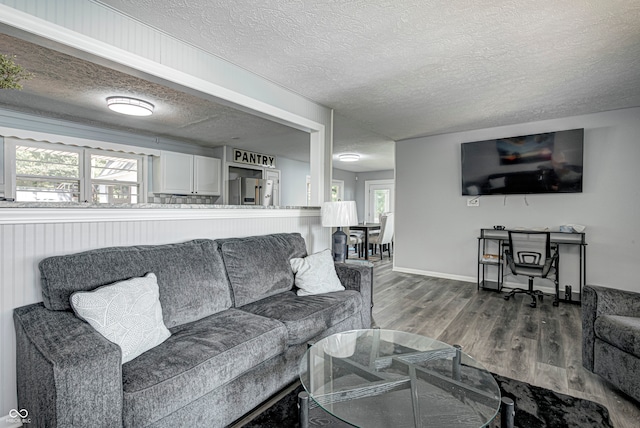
top-left (14, 303), bottom-right (123, 427)
top-left (335, 261), bottom-right (374, 328)
top-left (582, 285), bottom-right (640, 370)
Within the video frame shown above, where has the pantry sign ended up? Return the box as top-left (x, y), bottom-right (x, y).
top-left (233, 148), bottom-right (276, 168)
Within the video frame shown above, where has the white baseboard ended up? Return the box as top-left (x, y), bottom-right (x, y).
top-left (391, 266), bottom-right (558, 294)
top-left (0, 414), bottom-right (23, 428)
top-left (392, 266), bottom-right (476, 283)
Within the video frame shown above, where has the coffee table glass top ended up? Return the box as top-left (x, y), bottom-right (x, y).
top-left (299, 329), bottom-right (501, 428)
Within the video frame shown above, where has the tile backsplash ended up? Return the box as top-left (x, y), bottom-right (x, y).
top-left (149, 194), bottom-right (216, 204)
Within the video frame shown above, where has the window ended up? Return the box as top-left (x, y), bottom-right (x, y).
top-left (373, 188), bottom-right (390, 222)
top-left (89, 152), bottom-right (142, 204)
top-left (8, 140), bottom-right (146, 204)
top-left (307, 176), bottom-right (345, 205)
top-left (15, 144), bottom-right (82, 202)
top-left (331, 180), bottom-right (344, 201)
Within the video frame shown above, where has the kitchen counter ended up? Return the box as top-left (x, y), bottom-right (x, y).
top-left (0, 201), bottom-right (318, 209)
top-left (0, 202), bottom-right (320, 225)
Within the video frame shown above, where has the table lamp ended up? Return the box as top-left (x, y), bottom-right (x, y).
top-left (321, 201), bottom-right (358, 263)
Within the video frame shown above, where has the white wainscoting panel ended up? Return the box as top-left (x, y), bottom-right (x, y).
top-left (0, 209), bottom-right (326, 416)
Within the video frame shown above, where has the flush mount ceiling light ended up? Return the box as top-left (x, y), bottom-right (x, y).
top-left (106, 96), bottom-right (154, 116)
top-left (338, 153), bottom-right (360, 162)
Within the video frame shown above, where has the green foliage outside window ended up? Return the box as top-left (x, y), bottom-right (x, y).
top-left (374, 189), bottom-right (390, 222)
top-left (331, 185), bottom-right (339, 201)
top-left (16, 147), bottom-right (80, 178)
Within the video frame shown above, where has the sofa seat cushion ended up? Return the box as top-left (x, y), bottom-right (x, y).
top-left (121, 308), bottom-right (287, 427)
top-left (239, 290), bottom-right (363, 345)
top-left (594, 314), bottom-right (640, 358)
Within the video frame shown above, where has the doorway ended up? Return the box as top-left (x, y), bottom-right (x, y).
top-left (365, 179), bottom-right (395, 223)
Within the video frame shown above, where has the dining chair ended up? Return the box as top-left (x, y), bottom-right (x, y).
top-left (345, 227), bottom-right (364, 258)
top-left (369, 213), bottom-right (394, 259)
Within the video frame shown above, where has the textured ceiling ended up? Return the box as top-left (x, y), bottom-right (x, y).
top-left (97, 0), bottom-right (640, 141)
top-left (2, 1), bottom-right (640, 172)
top-left (0, 31), bottom-right (393, 171)
top-left (0, 33), bottom-right (313, 161)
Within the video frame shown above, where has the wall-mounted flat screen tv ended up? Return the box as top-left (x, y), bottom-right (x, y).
top-left (461, 128), bottom-right (584, 195)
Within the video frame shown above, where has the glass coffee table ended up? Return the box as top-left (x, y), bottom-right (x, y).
top-left (298, 329), bottom-right (505, 428)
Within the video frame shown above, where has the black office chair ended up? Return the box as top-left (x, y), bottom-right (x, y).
top-left (503, 231), bottom-right (558, 308)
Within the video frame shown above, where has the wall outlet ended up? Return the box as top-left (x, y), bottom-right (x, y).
top-left (467, 198), bottom-right (480, 207)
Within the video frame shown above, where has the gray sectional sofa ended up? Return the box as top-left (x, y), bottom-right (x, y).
top-left (582, 284), bottom-right (640, 403)
top-left (13, 233), bottom-right (373, 427)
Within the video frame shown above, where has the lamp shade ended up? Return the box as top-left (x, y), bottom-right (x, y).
top-left (321, 201), bottom-right (358, 227)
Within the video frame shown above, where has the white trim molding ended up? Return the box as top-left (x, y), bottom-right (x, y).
top-left (392, 266), bottom-right (558, 294)
top-left (393, 266), bottom-right (475, 283)
top-left (0, 207), bottom-right (321, 225)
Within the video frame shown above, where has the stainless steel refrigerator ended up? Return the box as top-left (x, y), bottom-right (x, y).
top-left (229, 178), bottom-right (273, 206)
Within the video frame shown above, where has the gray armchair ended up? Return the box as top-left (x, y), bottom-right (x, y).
top-left (582, 285), bottom-right (640, 402)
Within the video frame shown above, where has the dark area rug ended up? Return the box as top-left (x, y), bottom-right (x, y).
top-left (240, 373), bottom-right (613, 428)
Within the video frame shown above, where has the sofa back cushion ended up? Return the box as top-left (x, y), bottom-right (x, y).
top-left (218, 233), bottom-right (307, 307)
top-left (39, 239), bottom-right (232, 328)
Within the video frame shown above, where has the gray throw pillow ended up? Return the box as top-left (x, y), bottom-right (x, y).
top-left (70, 272), bottom-right (171, 363)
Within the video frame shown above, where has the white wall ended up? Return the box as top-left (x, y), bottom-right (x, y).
top-left (279, 157), bottom-right (311, 206)
top-left (333, 168), bottom-right (357, 201)
top-left (277, 162), bottom-right (358, 207)
top-left (394, 107), bottom-right (640, 293)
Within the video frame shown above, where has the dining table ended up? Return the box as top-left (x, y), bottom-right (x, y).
top-left (349, 223), bottom-right (381, 261)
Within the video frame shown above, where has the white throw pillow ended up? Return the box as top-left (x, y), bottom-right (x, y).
top-left (70, 272), bottom-right (171, 363)
top-left (290, 249), bottom-right (345, 296)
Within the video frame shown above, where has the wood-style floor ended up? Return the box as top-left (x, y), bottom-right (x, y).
top-left (371, 257), bottom-right (640, 428)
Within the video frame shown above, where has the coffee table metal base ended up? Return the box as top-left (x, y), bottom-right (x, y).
top-left (299, 342), bottom-right (513, 428)
top-left (299, 392), bottom-right (515, 428)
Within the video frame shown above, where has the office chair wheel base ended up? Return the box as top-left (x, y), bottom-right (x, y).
top-left (529, 301), bottom-right (537, 308)
top-left (503, 295), bottom-right (510, 301)
top-left (552, 300), bottom-right (559, 307)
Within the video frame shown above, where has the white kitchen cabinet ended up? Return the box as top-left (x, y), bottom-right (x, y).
top-left (153, 151), bottom-right (221, 196)
top-left (193, 155), bottom-right (221, 195)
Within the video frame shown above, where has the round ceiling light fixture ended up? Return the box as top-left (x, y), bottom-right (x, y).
top-left (106, 96), bottom-right (154, 116)
top-left (338, 153), bottom-right (360, 162)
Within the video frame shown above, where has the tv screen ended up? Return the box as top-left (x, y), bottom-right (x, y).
top-left (461, 129), bottom-right (584, 195)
